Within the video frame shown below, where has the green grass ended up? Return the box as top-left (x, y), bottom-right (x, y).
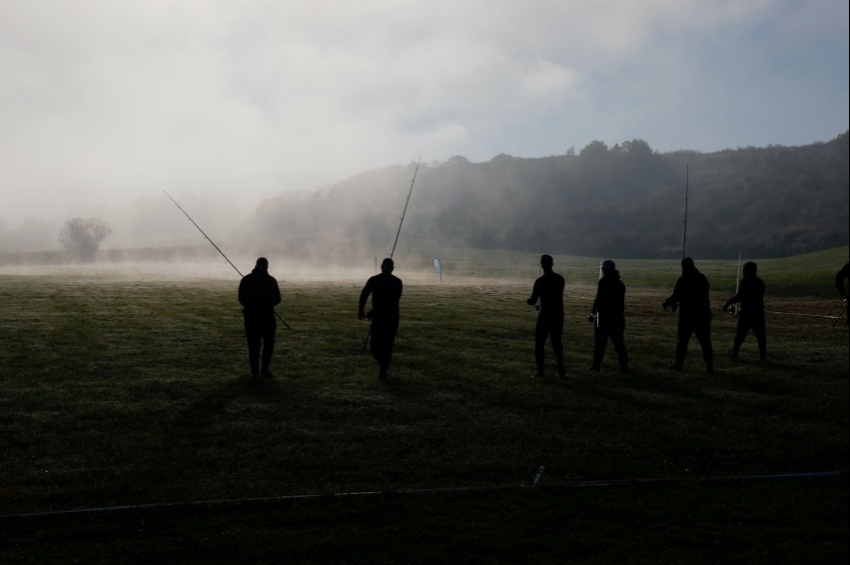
top-left (404, 245), bottom-right (849, 295)
top-left (0, 250), bottom-right (847, 563)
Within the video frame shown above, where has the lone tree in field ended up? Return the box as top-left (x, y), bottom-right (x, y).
top-left (59, 217), bottom-right (112, 262)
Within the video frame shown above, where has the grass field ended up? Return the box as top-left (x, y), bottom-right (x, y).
top-left (1, 247), bottom-right (847, 563)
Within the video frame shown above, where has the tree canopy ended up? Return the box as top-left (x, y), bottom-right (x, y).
top-left (238, 132), bottom-right (849, 260)
top-left (59, 217), bottom-right (112, 262)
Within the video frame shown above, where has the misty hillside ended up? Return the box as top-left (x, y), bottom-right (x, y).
top-left (237, 132), bottom-right (849, 260)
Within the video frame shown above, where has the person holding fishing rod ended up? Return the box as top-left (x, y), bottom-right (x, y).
top-left (723, 261), bottom-right (766, 362)
top-left (663, 257), bottom-right (714, 373)
top-left (359, 258), bottom-right (403, 380)
top-left (164, 191), bottom-right (292, 378)
top-left (358, 160), bottom-right (419, 380)
top-left (239, 258), bottom-right (282, 378)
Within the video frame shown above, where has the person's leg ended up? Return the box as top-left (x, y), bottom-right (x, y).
top-left (381, 316), bottom-right (400, 378)
top-left (591, 327), bottom-right (607, 370)
top-left (244, 316), bottom-right (261, 376)
top-left (729, 318), bottom-right (748, 360)
top-left (695, 319), bottom-right (714, 373)
top-left (753, 313), bottom-right (766, 361)
top-left (610, 323), bottom-right (629, 372)
top-left (550, 318), bottom-right (565, 376)
top-left (673, 320), bottom-right (692, 370)
top-left (260, 318), bottom-right (277, 376)
top-left (371, 319), bottom-right (386, 369)
top-left (534, 318), bottom-right (547, 376)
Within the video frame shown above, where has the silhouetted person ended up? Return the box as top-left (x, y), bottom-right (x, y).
top-left (589, 260), bottom-right (629, 372)
top-left (663, 257), bottom-right (714, 373)
top-left (359, 258), bottom-right (403, 380)
top-left (723, 261), bottom-right (766, 362)
top-left (238, 257), bottom-right (281, 378)
top-left (527, 254), bottom-right (566, 378)
top-left (836, 262), bottom-right (849, 327)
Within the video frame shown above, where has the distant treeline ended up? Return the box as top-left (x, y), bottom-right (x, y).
top-left (238, 131), bottom-right (849, 260)
top-left (0, 245), bottom-right (219, 267)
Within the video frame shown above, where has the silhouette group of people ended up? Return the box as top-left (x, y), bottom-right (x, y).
top-left (238, 255), bottom-right (848, 380)
top-left (237, 256), bottom-right (405, 380)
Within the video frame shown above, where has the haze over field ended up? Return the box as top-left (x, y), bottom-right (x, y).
top-left (1, 0), bottom-right (848, 252)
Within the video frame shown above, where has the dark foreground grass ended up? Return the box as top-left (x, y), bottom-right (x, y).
top-left (0, 256), bottom-right (847, 563)
top-left (3, 478), bottom-right (846, 564)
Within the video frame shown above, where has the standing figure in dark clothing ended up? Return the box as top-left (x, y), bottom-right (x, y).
top-left (238, 257), bottom-right (282, 378)
top-left (527, 254), bottom-right (566, 378)
top-left (589, 260), bottom-right (629, 372)
top-left (723, 261), bottom-right (766, 362)
top-left (836, 262), bottom-right (849, 327)
top-left (663, 257), bottom-right (714, 373)
top-left (359, 258), bottom-right (403, 380)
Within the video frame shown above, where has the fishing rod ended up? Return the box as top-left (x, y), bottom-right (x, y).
top-left (726, 251), bottom-right (742, 317)
top-left (536, 239), bottom-right (541, 278)
top-left (720, 253), bottom-right (843, 323)
top-left (364, 158), bottom-right (421, 350)
top-left (681, 164), bottom-right (689, 260)
top-left (164, 191), bottom-right (292, 331)
top-left (389, 157), bottom-right (421, 259)
top-left (833, 300), bottom-right (848, 328)
top-left (765, 309), bottom-right (843, 321)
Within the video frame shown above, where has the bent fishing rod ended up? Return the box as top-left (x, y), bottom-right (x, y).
top-left (364, 158), bottom-right (420, 350)
top-left (164, 191), bottom-right (292, 331)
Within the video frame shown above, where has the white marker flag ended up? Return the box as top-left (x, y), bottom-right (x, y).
top-left (433, 257), bottom-right (442, 283)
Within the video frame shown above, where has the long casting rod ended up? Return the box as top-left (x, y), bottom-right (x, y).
top-left (164, 191), bottom-right (291, 331)
top-left (2, 470), bottom-right (842, 520)
top-left (681, 164), bottom-right (689, 260)
top-left (389, 157), bottom-right (421, 259)
top-left (735, 251), bottom-right (741, 294)
top-left (833, 301), bottom-right (848, 328)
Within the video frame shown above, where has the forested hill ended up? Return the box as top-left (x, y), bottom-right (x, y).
top-left (238, 131), bottom-right (849, 260)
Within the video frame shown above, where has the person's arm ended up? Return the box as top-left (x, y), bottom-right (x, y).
top-left (238, 277), bottom-right (247, 306)
top-left (358, 280), bottom-right (372, 319)
top-left (271, 278), bottom-right (282, 307)
top-left (723, 279), bottom-right (744, 311)
top-left (662, 279), bottom-right (681, 311)
top-left (836, 264), bottom-right (850, 298)
top-left (591, 279), bottom-right (602, 314)
top-left (527, 279), bottom-right (540, 306)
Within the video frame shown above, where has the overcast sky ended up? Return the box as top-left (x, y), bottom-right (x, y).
top-left (1, 0), bottom-right (848, 227)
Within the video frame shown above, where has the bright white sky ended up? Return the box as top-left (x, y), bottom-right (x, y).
top-left (1, 0), bottom-right (848, 227)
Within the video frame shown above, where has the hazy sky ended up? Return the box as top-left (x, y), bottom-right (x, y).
top-left (1, 0), bottom-right (848, 227)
